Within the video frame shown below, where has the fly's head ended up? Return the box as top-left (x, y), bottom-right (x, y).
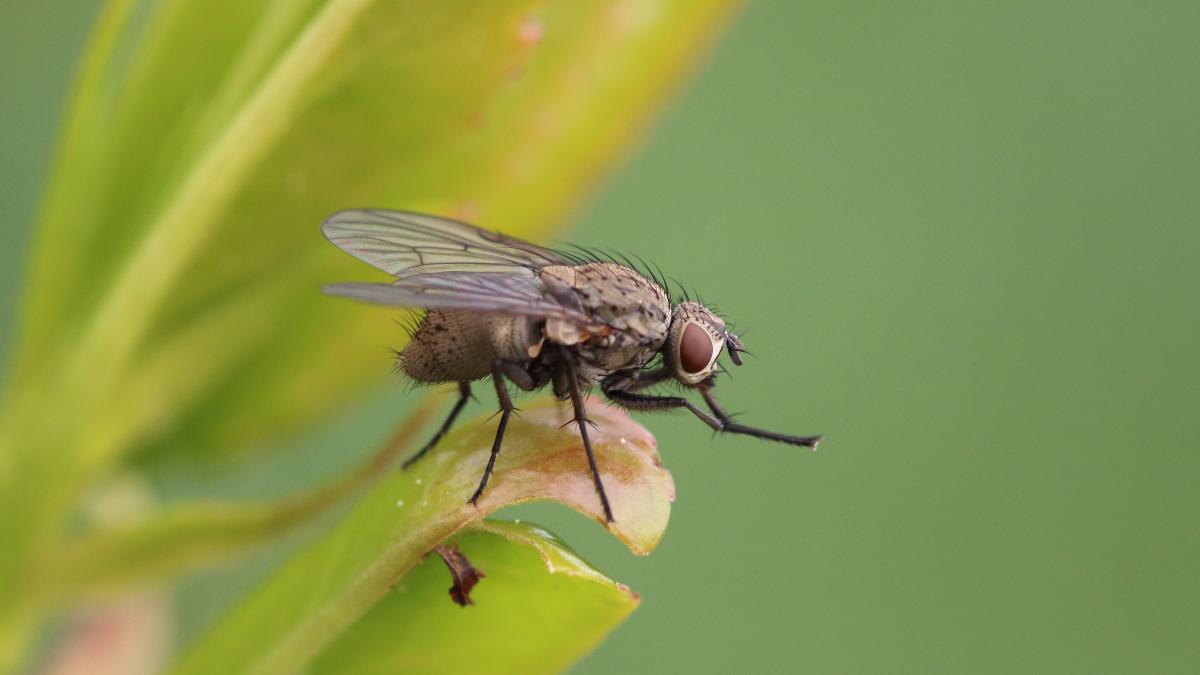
top-left (664, 301), bottom-right (745, 386)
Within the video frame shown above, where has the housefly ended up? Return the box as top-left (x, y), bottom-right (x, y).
top-left (323, 209), bottom-right (821, 522)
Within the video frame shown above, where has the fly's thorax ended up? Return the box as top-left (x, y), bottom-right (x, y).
top-left (539, 262), bottom-right (670, 343)
top-left (538, 262), bottom-right (671, 378)
top-left (576, 330), bottom-right (662, 383)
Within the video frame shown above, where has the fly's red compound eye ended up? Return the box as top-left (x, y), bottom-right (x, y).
top-left (680, 322), bottom-right (714, 374)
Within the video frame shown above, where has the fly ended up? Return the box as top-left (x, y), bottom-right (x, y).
top-left (322, 209), bottom-right (821, 522)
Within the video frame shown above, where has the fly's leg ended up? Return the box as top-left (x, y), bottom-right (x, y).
top-left (602, 381), bottom-right (709, 417)
top-left (601, 376), bottom-right (821, 448)
top-left (562, 352), bottom-right (615, 523)
top-left (496, 360), bottom-right (539, 392)
top-left (698, 385), bottom-right (822, 448)
top-left (622, 366), bottom-right (673, 392)
top-left (402, 381), bottom-right (471, 469)
top-left (468, 365), bottom-right (516, 506)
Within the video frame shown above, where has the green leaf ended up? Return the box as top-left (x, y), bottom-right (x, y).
top-left (312, 520), bottom-right (638, 675)
top-left (172, 398), bottom-right (673, 674)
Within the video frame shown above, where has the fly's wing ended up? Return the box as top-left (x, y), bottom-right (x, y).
top-left (324, 272), bottom-right (597, 324)
top-left (322, 209), bottom-right (569, 279)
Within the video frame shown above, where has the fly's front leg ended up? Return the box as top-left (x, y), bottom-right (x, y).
top-left (562, 351), bottom-right (615, 523)
top-left (602, 376), bottom-right (822, 448)
top-left (602, 374), bottom-right (718, 421)
top-left (624, 366), bottom-right (672, 392)
top-left (403, 381), bottom-right (471, 469)
top-left (468, 364), bottom-right (517, 505)
top-left (698, 384), bottom-right (822, 448)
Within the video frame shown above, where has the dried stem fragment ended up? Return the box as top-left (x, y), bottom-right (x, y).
top-left (433, 543), bottom-right (484, 607)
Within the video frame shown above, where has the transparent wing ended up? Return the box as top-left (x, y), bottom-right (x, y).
top-left (324, 272), bottom-right (595, 323)
top-left (322, 209), bottom-right (570, 279)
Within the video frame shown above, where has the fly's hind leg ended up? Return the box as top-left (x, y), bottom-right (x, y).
top-left (468, 360), bottom-right (532, 505)
top-left (403, 381), bottom-right (472, 469)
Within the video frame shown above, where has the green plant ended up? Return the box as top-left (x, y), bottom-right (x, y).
top-left (0, 0), bottom-right (739, 671)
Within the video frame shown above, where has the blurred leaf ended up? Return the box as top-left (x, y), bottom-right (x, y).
top-left (38, 590), bottom-right (173, 675)
top-left (26, 472), bottom-right (171, 675)
top-left (9, 0), bottom-right (740, 468)
top-left (311, 520), bottom-right (639, 675)
top-left (45, 394), bottom-right (442, 599)
top-left (172, 398), bottom-right (673, 674)
top-left (0, 0), bottom-right (737, 664)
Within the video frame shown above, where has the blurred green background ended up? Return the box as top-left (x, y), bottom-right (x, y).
top-left (3, 1), bottom-right (1198, 673)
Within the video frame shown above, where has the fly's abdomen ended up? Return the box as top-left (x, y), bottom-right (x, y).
top-left (399, 310), bottom-right (540, 383)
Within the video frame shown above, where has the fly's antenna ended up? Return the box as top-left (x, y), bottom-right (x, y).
top-left (725, 329), bottom-right (755, 364)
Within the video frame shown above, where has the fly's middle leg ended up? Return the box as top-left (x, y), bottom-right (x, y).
top-left (403, 381), bottom-right (471, 469)
top-left (468, 363), bottom-right (518, 506)
top-left (562, 351), bottom-right (615, 523)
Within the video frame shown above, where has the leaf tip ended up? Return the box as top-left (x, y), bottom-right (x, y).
top-left (460, 398), bottom-right (674, 556)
